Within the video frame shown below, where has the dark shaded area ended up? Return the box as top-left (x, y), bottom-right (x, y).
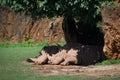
top-left (76, 45), bottom-right (106, 66)
top-left (41, 45), bottom-right (61, 56)
top-left (62, 16), bottom-right (104, 46)
top-left (61, 43), bottom-right (106, 66)
top-left (61, 16), bottom-right (105, 65)
top-left (62, 16), bottom-right (78, 43)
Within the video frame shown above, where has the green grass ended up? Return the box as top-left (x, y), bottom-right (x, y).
top-left (96, 59), bottom-right (120, 66)
top-left (0, 40), bottom-right (48, 48)
top-left (0, 43), bottom-right (89, 80)
top-left (0, 47), bottom-right (93, 80)
top-left (0, 42), bottom-right (120, 80)
top-left (0, 40), bottom-right (66, 48)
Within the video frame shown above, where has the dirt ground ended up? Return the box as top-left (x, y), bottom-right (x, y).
top-left (23, 61), bottom-right (120, 78)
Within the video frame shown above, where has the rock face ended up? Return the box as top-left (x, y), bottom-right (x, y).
top-left (113, 0), bottom-right (120, 5)
top-left (102, 5), bottom-right (120, 59)
top-left (0, 4), bottom-right (64, 44)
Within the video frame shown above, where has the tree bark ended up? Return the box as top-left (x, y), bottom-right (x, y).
top-left (62, 16), bottom-right (78, 43)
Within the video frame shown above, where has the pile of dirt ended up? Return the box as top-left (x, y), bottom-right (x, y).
top-left (102, 5), bottom-right (120, 59)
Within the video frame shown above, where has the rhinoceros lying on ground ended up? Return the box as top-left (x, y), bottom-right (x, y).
top-left (27, 43), bottom-right (106, 66)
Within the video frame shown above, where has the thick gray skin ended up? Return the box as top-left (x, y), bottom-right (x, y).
top-left (29, 43), bottom-right (106, 66)
top-left (50, 49), bottom-right (78, 65)
top-left (49, 49), bottom-right (67, 65)
top-left (29, 50), bottom-right (49, 64)
top-left (51, 45), bottom-right (106, 66)
top-left (60, 49), bottom-right (78, 65)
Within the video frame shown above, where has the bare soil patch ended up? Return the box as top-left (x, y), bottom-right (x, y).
top-left (22, 61), bottom-right (120, 78)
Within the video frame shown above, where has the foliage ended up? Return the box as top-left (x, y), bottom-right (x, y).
top-left (0, 0), bottom-right (114, 25)
top-left (36, 41), bottom-right (48, 47)
top-left (0, 40), bottom-right (33, 48)
top-left (58, 41), bottom-right (66, 46)
top-left (96, 59), bottom-right (120, 65)
top-left (3, 37), bottom-right (11, 42)
top-left (0, 39), bottom-right (42, 47)
top-left (0, 40), bottom-right (66, 48)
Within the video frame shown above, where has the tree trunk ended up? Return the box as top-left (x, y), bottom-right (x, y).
top-left (62, 16), bottom-right (104, 46)
top-left (62, 16), bottom-right (78, 43)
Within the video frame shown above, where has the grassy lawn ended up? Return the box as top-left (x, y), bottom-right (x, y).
top-left (0, 42), bottom-right (120, 80)
top-left (0, 46), bottom-right (88, 80)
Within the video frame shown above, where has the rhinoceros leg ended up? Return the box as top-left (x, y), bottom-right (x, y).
top-left (49, 50), bottom-right (67, 65)
top-left (61, 56), bottom-right (78, 65)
